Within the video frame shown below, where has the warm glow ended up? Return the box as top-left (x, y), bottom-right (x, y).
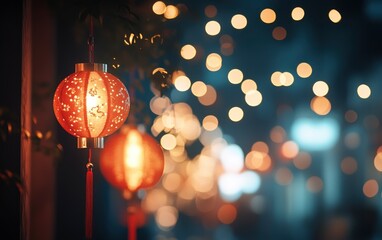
top-left (206, 53), bottom-right (222, 71)
top-left (142, 189), bottom-right (168, 212)
top-left (220, 144), bottom-right (244, 173)
top-left (357, 84), bottom-right (371, 99)
top-left (251, 141), bottom-right (269, 154)
top-left (180, 44), bottom-right (197, 60)
top-left (307, 176), bottom-right (323, 193)
top-left (198, 85), bottom-right (217, 106)
top-left (313, 81), bottom-right (329, 97)
top-left (363, 179), bottom-right (378, 198)
top-left (291, 7), bottom-right (305, 21)
top-left (53, 68), bottom-right (130, 138)
top-left (311, 96), bottom-right (331, 115)
top-left (205, 5), bottom-right (217, 18)
top-left (150, 96), bottom-right (171, 115)
top-left (293, 152), bottom-right (312, 170)
top-left (245, 90), bottom-right (262, 107)
top-left (203, 115), bottom-right (219, 131)
top-left (162, 173), bottom-right (182, 193)
top-left (271, 71), bottom-right (282, 87)
top-left (329, 9), bottom-right (342, 23)
top-left (228, 107), bottom-right (244, 122)
top-left (241, 79), bottom-right (257, 94)
top-left (374, 153), bottom-right (382, 172)
top-left (281, 141), bottom-right (299, 159)
top-left (272, 26), bottom-right (287, 41)
top-left (164, 5), bottom-right (179, 19)
top-left (279, 72), bottom-right (294, 86)
top-left (341, 156), bottom-right (358, 174)
top-left (152, 1), bottom-right (166, 15)
top-left (156, 206), bottom-right (178, 229)
top-left (217, 204), bottom-right (237, 224)
top-left (174, 75), bottom-right (191, 92)
top-left (245, 151), bottom-right (272, 172)
top-left (220, 34), bottom-right (234, 56)
top-left (228, 69), bottom-right (244, 84)
top-left (345, 110), bottom-right (358, 123)
top-left (191, 81), bottom-right (207, 97)
top-left (205, 20), bottom-right (221, 36)
top-left (275, 168), bottom-right (293, 186)
top-left (161, 133), bottom-right (177, 150)
top-left (124, 131), bottom-right (144, 190)
top-left (270, 126), bottom-right (286, 143)
top-left (231, 14), bottom-right (247, 29)
top-left (296, 62), bottom-right (312, 78)
top-left (260, 8), bottom-right (276, 24)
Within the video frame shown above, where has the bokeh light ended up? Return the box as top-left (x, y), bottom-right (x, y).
top-left (245, 90), bottom-right (262, 107)
top-left (228, 68), bottom-right (244, 84)
top-left (293, 152), bottom-right (312, 170)
top-left (363, 179), bottom-right (378, 198)
top-left (206, 53), bottom-right (222, 71)
top-left (272, 26), bottom-right (287, 40)
top-left (241, 79), bottom-right (257, 94)
top-left (275, 168), bottom-right (293, 185)
top-left (280, 141), bottom-right (299, 159)
top-left (161, 133), bottom-right (177, 150)
top-left (270, 126), bottom-right (286, 143)
top-left (345, 110), bottom-right (358, 123)
top-left (164, 5), bottom-right (179, 19)
top-left (228, 107), bottom-right (244, 122)
top-left (181, 44), bottom-right (197, 60)
top-left (310, 96), bottom-right (331, 115)
top-left (152, 1), bottom-right (166, 15)
top-left (329, 9), bottom-right (342, 23)
top-left (313, 81), bottom-right (329, 97)
top-left (191, 81), bottom-right (207, 97)
top-left (205, 5), bottom-right (217, 18)
top-left (231, 14), bottom-right (247, 29)
top-left (203, 115), bottom-right (219, 131)
top-left (291, 7), bottom-right (305, 21)
top-left (198, 85), bottom-right (217, 106)
top-left (174, 75), bottom-right (191, 92)
top-left (357, 84), bottom-right (371, 99)
top-left (205, 20), bottom-right (221, 36)
top-left (156, 206), bottom-right (178, 230)
top-left (217, 204), bottom-right (237, 224)
top-left (341, 156), bottom-right (358, 175)
top-left (296, 62), bottom-right (313, 78)
top-left (307, 176), bottom-right (323, 193)
top-left (260, 8), bottom-right (276, 24)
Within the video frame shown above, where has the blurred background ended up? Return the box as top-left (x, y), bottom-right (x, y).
top-left (2, 0), bottom-right (382, 239)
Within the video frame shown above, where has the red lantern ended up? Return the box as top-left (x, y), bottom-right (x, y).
top-left (53, 63), bottom-right (130, 148)
top-left (53, 63), bottom-right (130, 239)
top-left (100, 125), bottom-right (165, 192)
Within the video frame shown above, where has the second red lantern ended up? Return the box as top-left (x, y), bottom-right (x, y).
top-left (100, 125), bottom-right (165, 192)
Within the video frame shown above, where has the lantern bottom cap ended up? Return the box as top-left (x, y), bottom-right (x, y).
top-left (77, 137), bottom-right (104, 149)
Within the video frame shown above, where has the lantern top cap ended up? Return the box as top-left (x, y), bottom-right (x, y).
top-left (75, 63), bottom-right (107, 72)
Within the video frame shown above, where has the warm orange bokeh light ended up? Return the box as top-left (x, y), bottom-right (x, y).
top-left (217, 204), bottom-right (237, 224)
top-left (363, 179), bottom-right (378, 198)
top-left (310, 96), bottom-right (331, 115)
top-left (281, 141), bottom-right (299, 159)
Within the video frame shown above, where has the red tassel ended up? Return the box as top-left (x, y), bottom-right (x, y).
top-left (127, 208), bottom-right (137, 240)
top-left (85, 167), bottom-right (93, 239)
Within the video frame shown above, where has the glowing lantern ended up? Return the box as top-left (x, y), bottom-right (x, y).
top-left (100, 125), bottom-right (165, 193)
top-left (53, 63), bottom-right (130, 148)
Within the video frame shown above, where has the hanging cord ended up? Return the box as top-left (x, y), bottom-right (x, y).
top-left (85, 148), bottom-right (93, 240)
top-left (88, 16), bottom-right (95, 64)
top-left (127, 206), bottom-right (137, 240)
